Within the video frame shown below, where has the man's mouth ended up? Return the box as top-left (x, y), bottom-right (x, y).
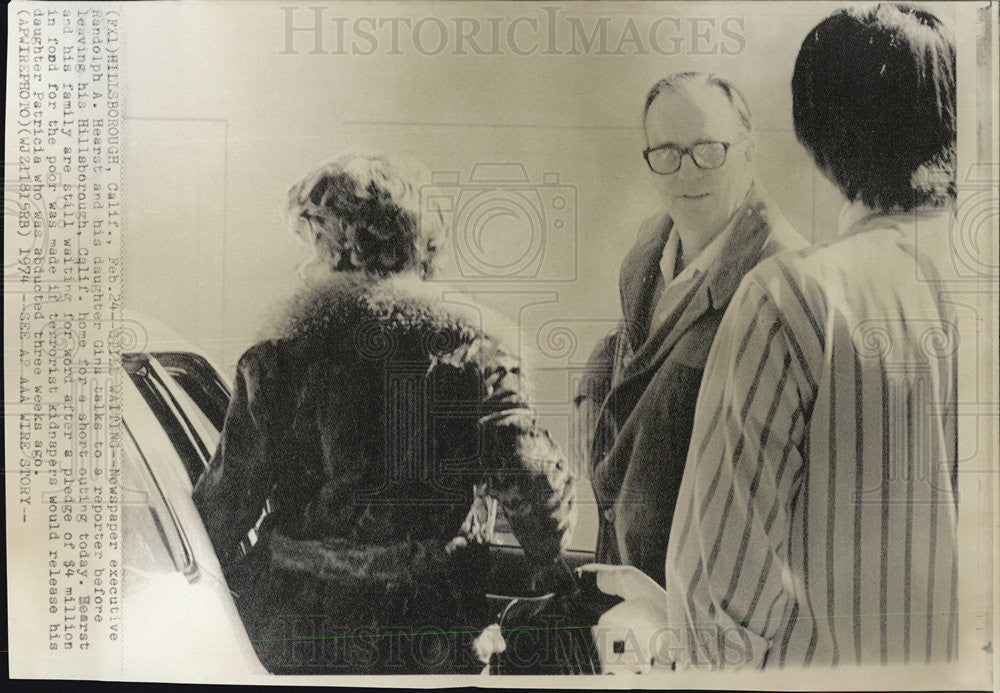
top-left (679, 193), bottom-right (711, 200)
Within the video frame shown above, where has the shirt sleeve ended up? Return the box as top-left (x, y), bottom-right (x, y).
top-left (193, 343), bottom-right (282, 566)
top-left (663, 274), bottom-right (813, 669)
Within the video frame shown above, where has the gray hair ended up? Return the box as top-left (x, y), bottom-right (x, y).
top-left (643, 72), bottom-right (753, 133)
top-left (285, 151), bottom-right (446, 281)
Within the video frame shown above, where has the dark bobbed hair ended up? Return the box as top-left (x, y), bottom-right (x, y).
top-left (792, 3), bottom-right (956, 213)
top-left (643, 72), bottom-right (754, 134)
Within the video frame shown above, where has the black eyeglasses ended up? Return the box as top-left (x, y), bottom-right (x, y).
top-left (643, 141), bottom-right (731, 175)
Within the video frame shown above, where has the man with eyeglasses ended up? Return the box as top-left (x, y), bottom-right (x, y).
top-left (583, 72), bottom-right (806, 587)
top-left (660, 5), bottom-right (961, 668)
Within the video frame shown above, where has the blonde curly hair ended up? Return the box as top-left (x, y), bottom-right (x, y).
top-left (286, 151), bottom-right (446, 280)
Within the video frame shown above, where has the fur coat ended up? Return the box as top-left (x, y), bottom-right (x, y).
top-left (193, 271), bottom-right (576, 674)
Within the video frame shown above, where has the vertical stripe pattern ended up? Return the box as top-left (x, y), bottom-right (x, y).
top-left (664, 222), bottom-right (960, 669)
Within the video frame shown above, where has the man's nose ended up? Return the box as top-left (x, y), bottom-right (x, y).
top-left (675, 154), bottom-right (703, 180)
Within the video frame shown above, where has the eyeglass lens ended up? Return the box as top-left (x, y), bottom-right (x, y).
top-left (647, 142), bottom-right (728, 173)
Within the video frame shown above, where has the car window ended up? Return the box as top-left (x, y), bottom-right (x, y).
top-left (159, 377), bottom-right (221, 458)
top-left (125, 351), bottom-right (270, 560)
top-left (122, 424), bottom-right (195, 576)
top-left (150, 352), bottom-right (230, 433)
top-left (123, 353), bottom-right (212, 485)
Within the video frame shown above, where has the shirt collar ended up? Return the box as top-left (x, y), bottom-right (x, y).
top-left (658, 227), bottom-right (680, 282)
top-left (838, 198), bottom-right (881, 237)
top-left (662, 192), bottom-right (743, 287)
top-left (838, 198), bottom-right (957, 239)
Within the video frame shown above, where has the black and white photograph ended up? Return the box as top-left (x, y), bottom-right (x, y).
top-left (4, 0), bottom-right (998, 687)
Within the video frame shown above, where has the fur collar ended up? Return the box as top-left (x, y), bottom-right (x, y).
top-left (260, 272), bottom-right (524, 366)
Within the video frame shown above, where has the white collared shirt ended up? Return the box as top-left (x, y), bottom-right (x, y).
top-left (648, 215), bottom-right (735, 335)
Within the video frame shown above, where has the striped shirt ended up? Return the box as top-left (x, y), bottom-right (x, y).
top-left (663, 206), bottom-right (959, 669)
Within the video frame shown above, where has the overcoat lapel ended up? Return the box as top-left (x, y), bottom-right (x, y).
top-left (600, 185), bottom-right (782, 428)
top-left (619, 214), bottom-right (671, 351)
top-left (620, 274), bottom-right (710, 381)
top-left (587, 183), bottom-right (807, 576)
top-left (606, 275), bottom-right (712, 420)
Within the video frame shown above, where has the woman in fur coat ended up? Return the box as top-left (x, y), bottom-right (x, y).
top-left (193, 152), bottom-right (576, 675)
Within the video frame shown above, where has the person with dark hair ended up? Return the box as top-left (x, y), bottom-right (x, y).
top-left (585, 71), bottom-right (806, 586)
top-left (193, 151), bottom-right (576, 674)
top-left (659, 4), bottom-right (960, 668)
top-left (791, 4), bottom-right (956, 213)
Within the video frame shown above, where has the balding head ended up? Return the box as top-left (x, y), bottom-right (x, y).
top-left (642, 72), bottom-right (756, 245)
top-left (643, 72), bottom-right (753, 134)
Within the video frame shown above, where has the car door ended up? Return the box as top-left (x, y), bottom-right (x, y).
top-left (121, 353), bottom-right (266, 677)
top-left (124, 350), bottom-right (603, 674)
